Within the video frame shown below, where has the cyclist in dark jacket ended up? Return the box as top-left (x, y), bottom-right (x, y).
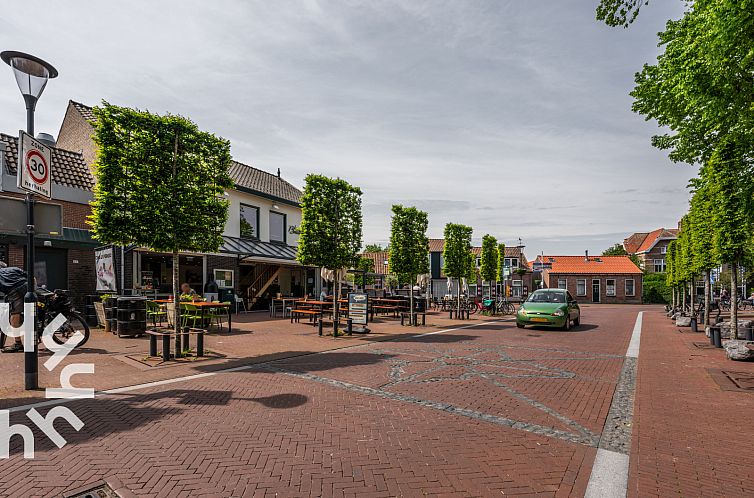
top-left (0, 266), bottom-right (29, 353)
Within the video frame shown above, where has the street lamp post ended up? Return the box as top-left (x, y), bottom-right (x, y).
top-left (1, 51), bottom-right (58, 390)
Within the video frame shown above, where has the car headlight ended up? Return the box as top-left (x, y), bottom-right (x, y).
top-left (552, 309), bottom-right (565, 317)
top-left (518, 308), bottom-right (527, 316)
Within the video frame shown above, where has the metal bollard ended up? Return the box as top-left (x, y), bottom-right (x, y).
top-left (746, 326), bottom-right (754, 342)
top-left (149, 334), bottom-right (157, 357)
top-left (162, 334), bottom-right (171, 361)
top-left (196, 332), bottom-right (204, 357)
top-left (712, 327), bottom-right (722, 348)
top-left (347, 318), bottom-right (353, 335)
top-left (318, 319), bottom-right (323, 336)
top-left (690, 317), bottom-right (698, 333)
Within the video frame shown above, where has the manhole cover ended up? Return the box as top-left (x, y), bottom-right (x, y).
top-left (65, 482), bottom-right (121, 498)
top-left (723, 371), bottom-right (754, 391)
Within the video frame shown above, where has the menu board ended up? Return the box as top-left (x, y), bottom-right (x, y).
top-left (348, 292), bottom-right (368, 325)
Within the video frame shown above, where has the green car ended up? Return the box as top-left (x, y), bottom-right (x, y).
top-left (516, 289), bottom-right (580, 330)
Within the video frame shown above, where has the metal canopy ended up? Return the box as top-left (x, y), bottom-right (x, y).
top-left (220, 235), bottom-right (298, 262)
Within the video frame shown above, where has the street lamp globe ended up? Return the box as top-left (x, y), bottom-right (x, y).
top-left (1, 50), bottom-right (58, 112)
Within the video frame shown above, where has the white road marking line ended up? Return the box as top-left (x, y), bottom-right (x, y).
top-left (4, 318), bottom-right (504, 413)
top-left (626, 311), bottom-right (643, 358)
top-left (585, 311), bottom-right (644, 498)
top-left (585, 448), bottom-right (630, 498)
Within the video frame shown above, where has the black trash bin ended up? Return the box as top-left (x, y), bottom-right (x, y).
top-left (116, 296), bottom-right (147, 337)
top-left (104, 296), bottom-right (119, 334)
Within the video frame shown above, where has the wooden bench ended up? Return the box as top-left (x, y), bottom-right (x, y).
top-left (291, 309), bottom-right (321, 324)
top-left (401, 311), bottom-right (426, 326)
top-left (370, 305), bottom-right (399, 320)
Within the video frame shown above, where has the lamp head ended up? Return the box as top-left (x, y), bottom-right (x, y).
top-left (1, 51), bottom-right (58, 108)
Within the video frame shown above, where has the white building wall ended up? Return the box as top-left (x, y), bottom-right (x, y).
top-left (223, 189), bottom-right (302, 246)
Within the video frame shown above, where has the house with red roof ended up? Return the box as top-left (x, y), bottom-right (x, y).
top-left (623, 227), bottom-right (678, 273)
top-left (536, 252), bottom-right (643, 304)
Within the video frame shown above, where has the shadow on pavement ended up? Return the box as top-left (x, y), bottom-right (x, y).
top-left (4, 387), bottom-right (309, 456)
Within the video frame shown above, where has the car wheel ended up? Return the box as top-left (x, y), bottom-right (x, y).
top-left (516, 322), bottom-right (524, 329)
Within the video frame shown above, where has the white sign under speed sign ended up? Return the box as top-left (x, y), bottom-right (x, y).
top-left (16, 130), bottom-right (52, 199)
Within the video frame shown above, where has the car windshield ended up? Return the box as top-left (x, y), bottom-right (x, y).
top-left (527, 291), bottom-right (566, 303)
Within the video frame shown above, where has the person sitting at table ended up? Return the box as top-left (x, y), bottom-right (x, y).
top-left (180, 283), bottom-right (198, 301)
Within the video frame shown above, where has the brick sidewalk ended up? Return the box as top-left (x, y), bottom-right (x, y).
top-left (0, 305), bottom-right (646, 497)
top-left (630, 311), bottom-right (754, 497)
top-left (0, 310), bottom-right (494, 408)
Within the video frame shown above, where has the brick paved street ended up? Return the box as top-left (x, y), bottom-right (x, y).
top-left (1, 305), bottom-right (753, 497)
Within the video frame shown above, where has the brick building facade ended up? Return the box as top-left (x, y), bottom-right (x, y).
top-left (537, 254), bottom-right (643, 304)
top-left (623, 228), bottom-right (678, 273)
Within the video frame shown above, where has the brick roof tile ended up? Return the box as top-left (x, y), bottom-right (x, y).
top-left (537, 255), bottom-right (642, 275)
top-left (0, 133), bottom-right (94, 191)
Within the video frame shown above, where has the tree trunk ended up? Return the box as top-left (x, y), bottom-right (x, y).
top-left (409, 275), bottom-right (415, 326)
top-left (689, 279), bottom-right (695, 312)
top-left (682, 283), bottom-right (686, 313)
top-left (457, 278), bottom-right (461, 320)
top-left (704, 269), bottom-right (711, 330)
top-left (672, 286), bottom-right (676, 310)
top-left (731, 262), bottom-right (738, 339)
top-left (333, 274), bottom-right (338, 337)
top-left (173, 250), bottom-right (181, 358)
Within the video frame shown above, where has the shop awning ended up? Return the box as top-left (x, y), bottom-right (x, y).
top-left (220, 235), bottom-right (298, 262)
top-left (0, 227), bottom-right (98, 248)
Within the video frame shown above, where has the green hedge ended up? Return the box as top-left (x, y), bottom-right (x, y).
top-left (643, 273), bottom-right (671, 304)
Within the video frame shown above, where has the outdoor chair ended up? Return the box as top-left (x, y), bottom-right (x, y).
top-left (146, 301), bottom-right (167, 326)
top-left (235, 294), bottom-right (248, 313)
top-left (208, 302), bottom-right (230, 333)
top-left (181, 303), bottom-right (203, 329)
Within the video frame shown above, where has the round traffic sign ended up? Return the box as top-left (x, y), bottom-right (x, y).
top-left (25, 149), bottom-right (48, 185)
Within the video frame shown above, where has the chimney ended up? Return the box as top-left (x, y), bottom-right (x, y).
top-left (585, 250), bottom-right (589, 262)
top-left (277, 168), bottom-right (281, 178)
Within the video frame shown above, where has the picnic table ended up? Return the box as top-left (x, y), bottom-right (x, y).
top-left (270, 297), bottom-right (300, 318)
top-left (153, 300), bottom-right (232, 333)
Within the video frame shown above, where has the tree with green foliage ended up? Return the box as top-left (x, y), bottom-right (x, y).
top-left (297, 175), bottom-right (363, 336)
top-left (689, 174), bottom-right (718, 328)
top-left (443, 223), bottom-right (473, 315)
top-left (665, 240), bottom-right (677, 308)
top-left (480, 235), bottom-right (498, 299)
top-left (643, 273), bottom-right (671, 304)
top-left (602, 243), bottom-right (643, 270)
top-left (496, 243), bottom-right (506, 296)
top-left (596, 0), bottom-right (649, 27)
top-left (89, 102), bottom-right (233, 354)
top-left (708, 142), bottom-right (754, 337)
top-left (389, 205), bottom-right (429, 325)
top-left (353, 257), bottom-right (375, 289)
top-left (364, 243), bottom-right (386, 253)
top-left (629, 0), bottom-right (754, 168)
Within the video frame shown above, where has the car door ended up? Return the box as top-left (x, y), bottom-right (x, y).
top-left (566, 291), bottom-right (579, 319)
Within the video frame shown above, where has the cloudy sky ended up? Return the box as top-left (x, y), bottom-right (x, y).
top-left (0, 0), bottom-right (691, 257)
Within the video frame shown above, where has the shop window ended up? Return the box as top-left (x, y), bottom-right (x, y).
top-left (606, 279), bottom-right (616, 296)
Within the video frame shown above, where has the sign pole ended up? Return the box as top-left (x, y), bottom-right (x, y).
top-left (24, 105), bottom-right (38, 390)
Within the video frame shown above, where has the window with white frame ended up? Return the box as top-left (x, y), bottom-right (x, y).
top-left (512, 280), bottom-right (522, 296)
top-left (504, 257), bottom-right (519, 268)
top-left (606, 279), bottom-right (616, 296)
top-left (625, 278), bottom-right (635, 296)
top-left (576, 279), bottom-right (586, 296)
top-left (653, 259), bottom-right (666, 273)
top-left (660, 245), bottom-right (667, 254)
top-left (557, 278), bottom-right (567, 290)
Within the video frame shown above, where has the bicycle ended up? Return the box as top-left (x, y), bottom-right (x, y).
top-left (1, 288), bottom-right (90, 350)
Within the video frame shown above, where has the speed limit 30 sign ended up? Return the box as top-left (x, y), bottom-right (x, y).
top-left (17, 130), bottom-right (52, 198)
